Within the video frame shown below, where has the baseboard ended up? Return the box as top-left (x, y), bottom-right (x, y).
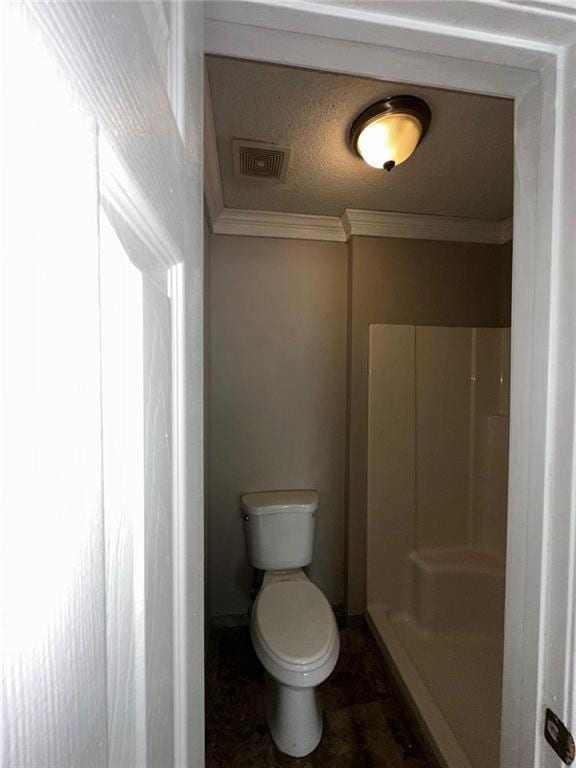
top-left (210, 612), bottom-right (249, 629)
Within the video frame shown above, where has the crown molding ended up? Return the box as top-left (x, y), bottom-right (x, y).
top-left (204, 71), bottom-right (224, 226)
top-left (213, 208), bottom-right (347, 241)
top-left (210, 206), bottom-right (513, 244)
top-left (342, 209), bottom-right (513, 244)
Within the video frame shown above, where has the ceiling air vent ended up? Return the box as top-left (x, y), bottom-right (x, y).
top-left (233, 139), bottom-right (290, 182)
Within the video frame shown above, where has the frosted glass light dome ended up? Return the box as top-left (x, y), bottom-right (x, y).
top-left (357, 113), bottom-right (422, 169)
top-left (350, 96), bottom-right (431, 172)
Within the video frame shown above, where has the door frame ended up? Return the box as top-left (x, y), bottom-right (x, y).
top-left (204, 2), bottom-right (576, 766)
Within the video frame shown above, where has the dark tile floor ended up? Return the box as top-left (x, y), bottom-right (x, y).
top-left (206, 620), bottom-right (441, 768)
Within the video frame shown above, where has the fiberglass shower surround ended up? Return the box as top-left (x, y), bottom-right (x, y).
top-left (366, 323), bottom-right (510, 768)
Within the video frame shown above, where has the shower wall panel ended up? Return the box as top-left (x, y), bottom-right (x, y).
top-left (415, 327), bottom-right (473, 549)
top-left (367, 324), bottom-right (510, 611)
top-left (473, 327), bottom-right (510, 557)
top-left (366, 325), bottom-right (415, 614)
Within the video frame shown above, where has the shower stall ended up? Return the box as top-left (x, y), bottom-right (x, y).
top-left (366, 324), bottom-right (510, 768)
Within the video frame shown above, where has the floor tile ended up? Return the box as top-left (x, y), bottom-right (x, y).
top-left (206, 622), bottom-right (439, 768)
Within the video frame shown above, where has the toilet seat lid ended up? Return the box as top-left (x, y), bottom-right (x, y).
top-left (253, 580), bottom-right (336, 667)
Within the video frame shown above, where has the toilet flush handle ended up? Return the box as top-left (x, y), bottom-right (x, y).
top-left (241, 512), bottom-right (249, 522)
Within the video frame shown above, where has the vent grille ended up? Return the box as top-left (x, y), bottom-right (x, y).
top-left (233, 140), bottom-right (290, 182)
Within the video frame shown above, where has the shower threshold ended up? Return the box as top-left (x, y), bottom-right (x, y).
top-left (367, 605), bottom-right (503, 768)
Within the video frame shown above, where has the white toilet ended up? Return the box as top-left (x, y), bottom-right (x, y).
top-left (241, 490), bottom-right (340, 757)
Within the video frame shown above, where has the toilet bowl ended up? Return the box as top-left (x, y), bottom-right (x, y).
top-left (250, 570), bottom-right (340, 756)
top-left (241, 490), bottom-right (340, 757)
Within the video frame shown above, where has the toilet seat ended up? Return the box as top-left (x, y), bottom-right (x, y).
top-left (251, 579), bottom-right (339, 684)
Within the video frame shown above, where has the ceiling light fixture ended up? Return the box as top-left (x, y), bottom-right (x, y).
top-left (349, 95), bottom-right (431, 172)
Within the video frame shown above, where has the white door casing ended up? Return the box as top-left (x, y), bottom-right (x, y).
top-left (204, 2), bottom-right (576, 767)
top-left (1, 2), bottom-right (204, 767)
top-left (99, 144), bottom-right (179, 768)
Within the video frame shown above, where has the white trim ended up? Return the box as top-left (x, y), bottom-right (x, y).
top-left (205, 13), bottom-right (545, 96)
top-left (166, 8), bottom-right (188, 768)
top-left (169, 263), bottom-right (188, 768)
top-left (535, 39), bottom-right (576, 767)
top-left (212, 208), bottom-right (346, 242)
top-left (167, 0), bottom-right (186, 139)
top-left (501, 66), bottom-right (556, 768)
top-left (342, 209), bottom-right (513, 244)
top-left (210, 206), bottom-right (513, 244)
top-left (204, 71), bottom-right (224, 226)
top-left (204, 0), bottom-right (569, 57)
top-left (99, 138), bottom-right (183, 268)
top-left (141, 0), bottom-right (171, 83)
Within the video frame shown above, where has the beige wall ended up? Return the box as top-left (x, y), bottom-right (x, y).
top-left (209, 235), bottom-right (348, 617)
top-left (347, 236), bottom-right (513, 614)
top-left (207, 231), bottom-right (512, 618)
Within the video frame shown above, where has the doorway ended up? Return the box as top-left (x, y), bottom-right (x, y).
top-left (204, 51), bottom-right (513, 767)
top-left (203, 4), bottom-right (576, 768)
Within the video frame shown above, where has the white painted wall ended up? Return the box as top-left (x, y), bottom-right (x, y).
top-left (209, 234), bottom-right (348, 617)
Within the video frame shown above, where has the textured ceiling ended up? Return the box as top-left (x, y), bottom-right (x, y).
top-left (207, 55), bottom-right (514, 220)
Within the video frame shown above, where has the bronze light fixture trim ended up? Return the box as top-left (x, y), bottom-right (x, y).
top-left (349, 95), bottom-right (432, 171)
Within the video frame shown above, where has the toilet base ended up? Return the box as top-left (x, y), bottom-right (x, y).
top-left (265, 674), bottom-right (323, 757)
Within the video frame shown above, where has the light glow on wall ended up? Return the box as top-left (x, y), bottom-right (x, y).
top-left (1, 0), bottom-right (102, 675)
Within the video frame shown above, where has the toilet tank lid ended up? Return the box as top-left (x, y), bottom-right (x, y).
top-left (240, 490), bottom-right (319, 516)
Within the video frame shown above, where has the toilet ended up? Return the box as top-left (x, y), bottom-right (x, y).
top-left (241, 490), bottom-right (340, 757)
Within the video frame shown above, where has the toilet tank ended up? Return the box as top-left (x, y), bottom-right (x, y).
top-left (241, 490), bottom-right (319, 571)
